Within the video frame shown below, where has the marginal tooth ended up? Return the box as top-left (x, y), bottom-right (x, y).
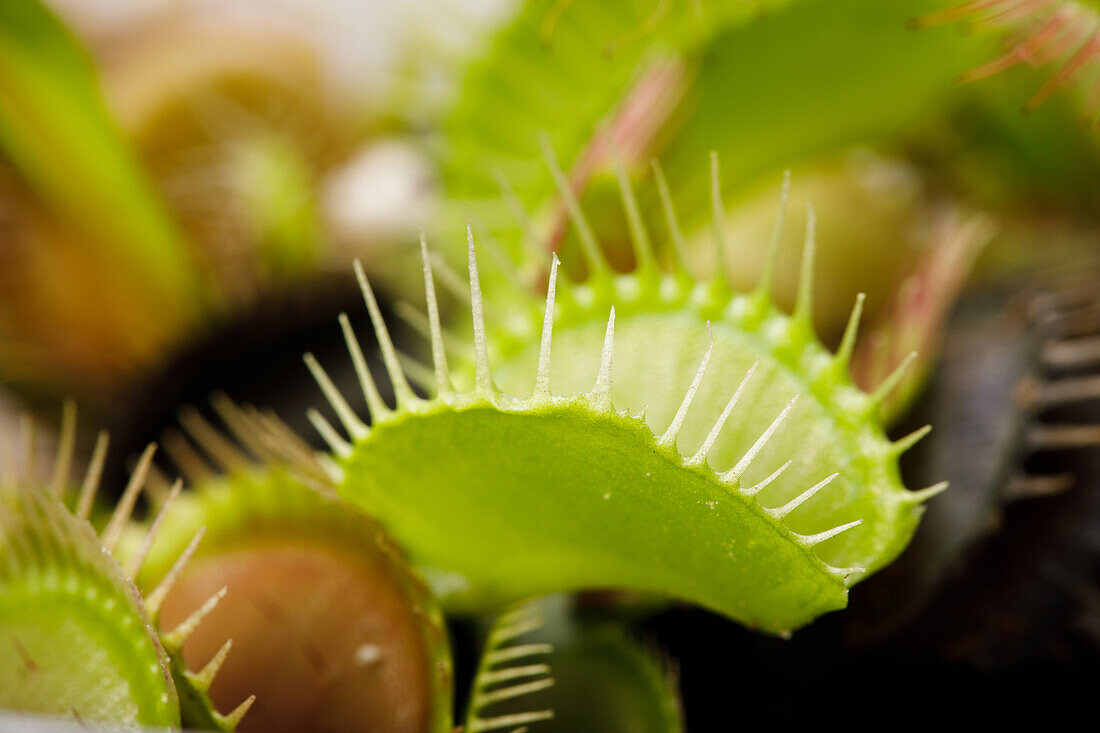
top-left (834, 293), bottom-right (867, 368)
top-left (535, 254), bottom-right (560, 400)
top-left (76, 430), bottom-right (109, 521)
top-left (495, 605), bottom-right (538, 626)
top-left (338, 313), bottom-right (390, 421)
top-left (1018, 374), bottom-right (1100, 410)
top-left (243, 407), bottom-right (324, 480)
top-left (793, 202), bottom-right (816, 324)
top-left (658, 324), bottom-right (714, 448)
top-left (191, 638), bottom-right (233, 691)
top-left (145, 527), bottom-right (206, 619)
top-left (867, 350), bottom-right (918, 409)
top-left (1027, 289), bottom-right (1093, 321)
top-left (307, 409), bottom-right (354, 458)
top-left (48, 399), bottom-right (77, 499)
top-left (178, 407), bottom-right (250, 472)
top-left (899, 480), bottom-right (949, 506)
top-left (316, 453), bottom-right (346, 484)
top-left (354, 259), bottom-right (417, 408)
top-left (1003, 473), bottom-right (1073, 501)
top-left (765, 472), bottom-right (839, 520)
top-left (589, 307), bottom-right (616, 412)
top-left (125, 478), bottom-right (183, 578)
top-left (491, 615), bottom-right (545, 645)
top-left (1027, 423), bottom-right (1100, 451)
top-left (161, 428), bottom-right (215, 484)
top-left (823, 564), bottom-right (866, 582)
top-left (101, 443), bottom-right (156, 552)
top-left (473, 678), bottom-right (555, 707)
top-left (539, 132), bottom-right (608, 274)
top-left (303, 353), bottom-right (370, 440)
top-left (478, 664), bottom-right (552, 685)
top-left (651, 159), bottom-right (690, 270)
top-left (163, 586), bottom-right (227, 648)
top-left (1040, 300), bottom-right (1100, 339)
top-left (469, 711), bottom-right (554, 732)
top-left (221, 695), bottom-right (256, 729)
top-left (484, 644), bottom-right (554, 665)
top-left (610, 141), bottom-right (654, 271)
top-left (709, 152), bottom-right (728, 279)
top-left (755, 169), bottom-right (791, 299)
top-left (797, 519), bottom-right (862, 547)
top-left (891, 424), bottom-right (932, 456)
top-left (721, 395), bottom-right (800, 486)
top-left (1042, 334), bottom-right (1100, 370)
top-left (689, 360), bottom-right (759, 465)
top-left (468, 227), bottom-right (496, 397)
top-left (421, 234), bottom-right (453, 397)
top-left (740, 459), bottom-right (793, 497)
top-left (209, 394), bottom-right (269, 461)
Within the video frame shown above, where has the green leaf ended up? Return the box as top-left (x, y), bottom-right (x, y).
top-left (302, 199), bottom-right (940, 633)
top-left (440, 1), bottom-right (984, 245)
top-left (0, 485), bottom-right (180, 728)
top-left (0, 0), bottom-right (203, 312)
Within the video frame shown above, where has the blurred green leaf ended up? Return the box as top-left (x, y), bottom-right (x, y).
top-left (440, 0), bottom-right (1100, 269)
top-left (441, 0), bottom-right (803, 245)
top-left (0, 0), bottom-right (203, 311)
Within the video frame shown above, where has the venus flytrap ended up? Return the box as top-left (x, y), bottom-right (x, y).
top-left (0, 408), bottom-right (251, 730)
top-left (0, 483), bottom-right (179, 728)
top-left (302, 159), bottom-right (945, 636)
top-left (130, 399), bottom-right (455, 733)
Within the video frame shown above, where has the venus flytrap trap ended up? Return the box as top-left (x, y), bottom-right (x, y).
top-left (847, 283), bottom-right (1100, 642)
top-left (464, 603), bottom-right (555, 733)
top-left (0, 407), bottom-right (251, 731)
top-left (128, 398), bottom-right (455, 733)
top-left (469, 597), bottom-right (683, 733)
top-left (0, 483), bottom-right (178, 728)
top-left (301, 157), bottom-right (946, 636)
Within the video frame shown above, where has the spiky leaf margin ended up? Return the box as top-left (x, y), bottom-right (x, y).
top-left (130, 400), bottom-right (455, 733)
top-left (303, 183), bottom-right (942, 632)
top-left (0, 450), bottom-right (179, 727)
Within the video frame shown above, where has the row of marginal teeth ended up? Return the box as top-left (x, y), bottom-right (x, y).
top-left (465, 604), bottom-right (555, 733)
top-left (4, 403), bottom-right (256, 729)
top-left (302, 197), bottom-right (945, 582)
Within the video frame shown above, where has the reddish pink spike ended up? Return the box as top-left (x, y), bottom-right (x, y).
top-left (1030, 17), bottom-right (1091, 65)
top-left (1000, 9), bottom-right (1051, 47)
top-left (912, 0), bottom-right (1016, 28)
top-left (1026, 31), bottom-right (1100, 113)
top-left (977, 0), bottom-right (1056, 28)
top-left (959, 10), bottom-right (1071, 81)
